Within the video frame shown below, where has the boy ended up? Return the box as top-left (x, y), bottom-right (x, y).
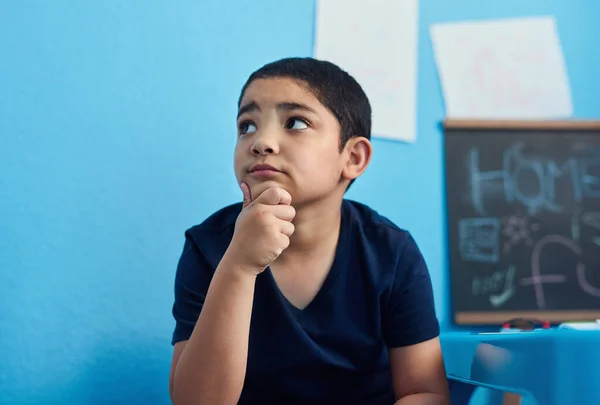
top-left (169, 57), bottom-right (450, 405)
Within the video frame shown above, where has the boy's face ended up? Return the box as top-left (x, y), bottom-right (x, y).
top-left (234, 77), bottom-right (350, 206)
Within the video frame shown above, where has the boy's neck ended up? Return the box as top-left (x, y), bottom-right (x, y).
top-left (285, 197), bottom-right (343, 254)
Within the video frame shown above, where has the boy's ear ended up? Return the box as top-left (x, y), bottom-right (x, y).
top-left (341, 136), bottom-right (372, 181)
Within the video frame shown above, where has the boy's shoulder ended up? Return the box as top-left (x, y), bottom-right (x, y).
top-left (183, 203), bottom-right (242, 260)
top-left (189, 202), bottom-right (242, 235)
top-left (342, 199), bottom-right (423, 287)
top-left (343, 199), bottom-right (410, 246)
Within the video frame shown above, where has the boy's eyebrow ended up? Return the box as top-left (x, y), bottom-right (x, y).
top-left (237, 101), bottom-right (260, 119)
top-left (237, 101), bottom-right (318, 119)
top-left (276, 102), bottom-right (318, 115)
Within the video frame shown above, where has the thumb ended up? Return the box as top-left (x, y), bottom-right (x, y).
top-left (240, 182), bottom-right (252, 208)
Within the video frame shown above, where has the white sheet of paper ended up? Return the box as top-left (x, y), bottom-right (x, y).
top-left (314, 0), bottom-right (419, 143)
top-left (430, 16), bottom-right (573, 119)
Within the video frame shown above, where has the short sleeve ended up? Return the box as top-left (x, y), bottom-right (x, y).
top-left (171, 231), bottom-right (214, 345)
top-left (382, 233), bottom-right (440, 348)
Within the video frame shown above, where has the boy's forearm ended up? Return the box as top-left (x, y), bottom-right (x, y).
top-left (172, 255), bottom-right (257, 405)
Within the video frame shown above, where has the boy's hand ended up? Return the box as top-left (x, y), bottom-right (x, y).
top-left (225, 183), bottom-right (295, 275)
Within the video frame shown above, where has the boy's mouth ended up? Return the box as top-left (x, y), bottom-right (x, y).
top-left (248, 163), bottom-right (284, 180)
top-left (249, 163), bottom-right (281, 173)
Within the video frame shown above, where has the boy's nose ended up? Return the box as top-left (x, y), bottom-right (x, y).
top-left (251, 134), bottom-right (279, 155)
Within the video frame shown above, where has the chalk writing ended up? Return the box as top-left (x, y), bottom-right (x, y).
top-left (472, 266), bottom-right (510, 295)
top-left (471, 265), bottom-right (516, 307)
top-left (459, 218), bottom-right (500, 262)
top-left (578, 262), bottom-right (600, 297)
top-left (489, 265), bottom-right (516, 308)
top-left (469, 144), bottom-right (600, 215)
top-left (572, 210), bottom-right (580, 241)
top-left (520, 235), bottom-right (600, 309)
top-left (502, 215), bottom-right (538, 253)
top-left (582, 212), bottom-right (600, 230)
top-left (581, 158), bottom-right (600, 198)
top-left (577, 212), bottom-right (600, 295)
top-left (469, 148), bottom-right (509, 215)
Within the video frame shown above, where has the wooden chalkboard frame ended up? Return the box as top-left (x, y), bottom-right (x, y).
top-left (444, 119), bottom-right (600, 131)
top-left (443, 119), bottom-right (600, 325)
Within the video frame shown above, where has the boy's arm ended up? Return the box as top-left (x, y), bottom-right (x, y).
top-left (389, 337), bottom-right (450, 405)
top-left (170, 185), bottom-right (295, 405)
top-left (170, 256), bottom-right (257, 405)
top-left (382, 232), bottom-right (450, 405)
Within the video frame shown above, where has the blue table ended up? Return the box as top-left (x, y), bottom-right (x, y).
top-left (441, 329), bottom-right (600, 405)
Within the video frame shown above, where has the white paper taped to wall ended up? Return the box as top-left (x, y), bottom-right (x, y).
top-left (314, 0), bottom-right (419, 143)
top-left (430, 16), bottom-right (573, 119)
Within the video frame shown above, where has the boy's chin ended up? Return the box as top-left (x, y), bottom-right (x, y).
top-left (247, 180), bottom-right (292, 201)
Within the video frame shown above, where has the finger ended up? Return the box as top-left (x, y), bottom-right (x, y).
top-left (278, 220), bottom-right (295, 238)
top-left (277, 233), bottom-right (291, 252)
top-left (240, 182), bottom-right (252, 208)
top-left (254, 187), bottom-right (292, 206)
top-left (278, 234), bottom-right (291, 252)
top-left (260, 204), bottom-right (296, 222)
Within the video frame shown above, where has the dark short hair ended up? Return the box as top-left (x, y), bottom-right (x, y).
top-left (238, 57), bottom-right (372, 150)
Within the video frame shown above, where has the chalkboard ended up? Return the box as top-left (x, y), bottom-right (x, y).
top-left (444, 120), bottom-right (600, 325)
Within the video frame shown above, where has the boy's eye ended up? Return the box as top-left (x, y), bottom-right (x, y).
top-left (285, 118), bottom-right (309, 130)
top-left (239, 121), bottom-right (257, 135)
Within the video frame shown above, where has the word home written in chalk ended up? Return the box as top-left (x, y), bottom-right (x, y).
top-left (469, 143), bottom-right (600, 216)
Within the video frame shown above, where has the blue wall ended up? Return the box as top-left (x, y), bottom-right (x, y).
top-left (1, 1), bottom-right (598, 404)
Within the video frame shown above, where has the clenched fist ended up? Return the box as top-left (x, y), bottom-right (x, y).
top-left (225, 183), bottom-right (295, 275)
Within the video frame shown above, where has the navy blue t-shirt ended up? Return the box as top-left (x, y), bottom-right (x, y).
top-left (171, 199), bottom-right (440, 405)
